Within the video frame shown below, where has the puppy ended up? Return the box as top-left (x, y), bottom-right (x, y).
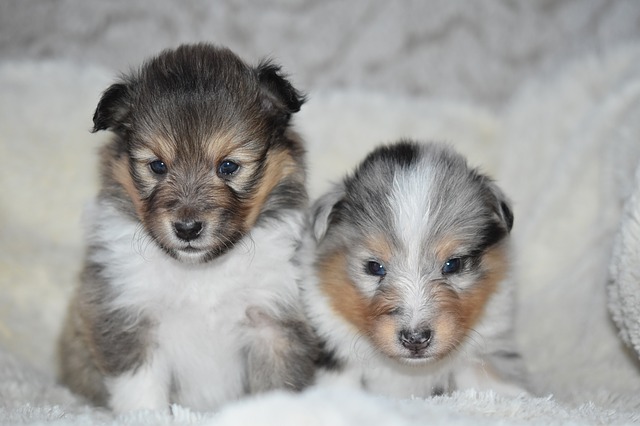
top-left (303, 141), bottom-right (530, 398)
top-left (58, 43), bottom-right (318, 412)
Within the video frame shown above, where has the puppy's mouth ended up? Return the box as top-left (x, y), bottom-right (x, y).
top-left (148, 218), bottom-right (246, 264)
top-left (394, 342), bottom-right (457, 365)
top-left (171, 244), bottom-right (208, 263)
top-left (180, 245), bottom-right (204, 253)
top-left (398, 352), bottom-right (433, 363)
top-left (177, 245), bottom-right (208, 257)
top-left (174, 239), bottom-right (234, 260)
top-left (171, 238), bottom-right (239, 264)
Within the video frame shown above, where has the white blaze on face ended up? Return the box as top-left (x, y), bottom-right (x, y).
top-left (389, 163), bottom-right (435, 329)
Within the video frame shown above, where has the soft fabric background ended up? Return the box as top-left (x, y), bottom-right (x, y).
top-left (2, 1), bottom-right (640, 424)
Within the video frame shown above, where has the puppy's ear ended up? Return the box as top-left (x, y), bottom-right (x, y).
top-left (92, 83), bottom-right (131, 133)
top-left (486, 180), bottom-right (514, 233)
top-left (311, 185), bottom-right (345, 242)
top-left (499, 199), bottom-right (514, 233)
top-left (257, 61), bottom-right (305, 120)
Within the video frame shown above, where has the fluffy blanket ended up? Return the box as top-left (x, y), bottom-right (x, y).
top-left (2, 43), bottom-right (640, 424)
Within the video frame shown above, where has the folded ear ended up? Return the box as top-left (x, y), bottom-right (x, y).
top-left (92, 83), bottom-right (132, 133)
top-left (486, 179), bottom-right (514, 233)
top-left (310, 184), bottom-right (345, 242)
top-left (499, 197), bottom-right (514, 233)
top-left (257, 61), bottom-right (305, 122)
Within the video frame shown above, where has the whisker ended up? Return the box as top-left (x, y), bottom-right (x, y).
top-left (238, 233), bottom-right (257, 264)
top-left (132, 223), bottom-right (153, 259)
top-left (464, 328), bottom-right (486, 353)
top-left (350, 333), bottom-right (379, 365)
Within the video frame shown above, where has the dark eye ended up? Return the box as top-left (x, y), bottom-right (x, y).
top-left (218, 160), bottom-right (239, 176)
top-left (366, 261), bottom-right (387, 277)
top-left (149, 160), bottom-right (167, 175)
top-left (442, 258), bottom-right (462, 275)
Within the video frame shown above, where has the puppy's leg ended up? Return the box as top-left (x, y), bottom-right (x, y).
top-left (60, 299), bottom-right (169, 412)
top-left (58, 300), bottom-right (110, 406)
top-left (94, 311), bottom-right (169, 413)
top-left (243, 305), bottom-right (318, 393)
top-left (65, 266), bottom-right (170, 412)
top-left (105, 353), bottom-right (170, 413)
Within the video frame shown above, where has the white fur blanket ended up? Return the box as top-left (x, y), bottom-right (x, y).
top-left (2, 43), bottom-right (640, 424)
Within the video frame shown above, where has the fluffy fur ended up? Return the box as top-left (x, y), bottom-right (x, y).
top-left (303, 141), bottom-right (530, 398)
top-left (57, 43), bottom-right (318, 412)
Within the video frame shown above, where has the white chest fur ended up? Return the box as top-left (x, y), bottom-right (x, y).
top-left (86, 200), bottom-right (304, 411)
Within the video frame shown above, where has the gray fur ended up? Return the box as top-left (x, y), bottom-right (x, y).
top-left (58, 255), bottom-right (155, 406)
top-left (314, 141), bottom-right (513, 257)
top-left (307, 140), bottom-right (531, 396)
top-left (243, 305), bottom-right (319, 392)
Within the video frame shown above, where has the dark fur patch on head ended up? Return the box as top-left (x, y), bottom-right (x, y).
top-left (317, 141), bottom-right (422, 241)
top-left (357, 140), bottom-right (421, 171)
top-left (92, 43), bottom-right (307, 263)
top-left (317, 139), bottom-right (514, 254)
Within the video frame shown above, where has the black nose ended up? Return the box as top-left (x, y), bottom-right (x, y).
top-left (399, 329), bottom-right (432, 352)
top-left (173, 220), bottom-right (203, 241)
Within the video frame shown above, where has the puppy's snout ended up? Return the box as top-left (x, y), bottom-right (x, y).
top-left (399, 329), bottom-right (432, 352)
top-left (173, 220), bottom-right (203, 241)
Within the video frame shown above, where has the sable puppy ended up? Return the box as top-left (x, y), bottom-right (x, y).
top-left (58, 43), bottom-right (317, 412)
top-left (304, 141), bottom-right (530, 398)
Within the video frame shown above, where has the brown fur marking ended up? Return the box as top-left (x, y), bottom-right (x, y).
top-left (245, 147), bottom-right (298, 227)
top-left (137, 137), bottom-right (176, 165)
top-left (363, 234), bottom-right (393, 265)
top-left (432, 245), bottom-right (508, 358)
top-left (317, 246), bottom-right (402, 348)
top-left (458, 245), bottom-right (507, 329)
top-left (204, 130), bottom-right (254, 164)
top-left (317, 250), bottom-right (371, 334)
top-left (112, 156), bottom-right (145, 218)
top-left (435, 236), bottom-right (463, 263)
top-left (369, 316), bottom-right (398, 354)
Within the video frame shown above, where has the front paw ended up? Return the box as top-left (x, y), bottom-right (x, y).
top-left (105, 366), bottom-right (170, 413)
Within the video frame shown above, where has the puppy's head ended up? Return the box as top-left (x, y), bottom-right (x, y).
top-left (93, 43), bottom-right (306, 264)
top-left (312, 141), bottom-right (513, 363)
